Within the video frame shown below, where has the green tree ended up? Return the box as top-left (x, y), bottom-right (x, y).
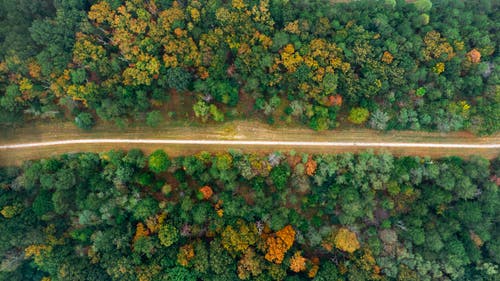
top-left (146, 110), bottom-right (163, 128)
top-left (193, 100), bottom-right (210, 122)
top-left (369, 109), bottom-right (390, 130)
top-left (348, 108), bottom-right (370, 125)
top-left (164, 67), bottom-right (192, 92)
top-left (148, 150), bottom-right (171, 174)
top-left (133, 236), bottom-right (155, 258)
top-left (414, 0), bottom-right (432, 12)
top-left (74, 112), bottom-right (94, 130)
top-left (159, 224), bottom-right (179, 247)
top-left (32, 190), bottom-right (54, 217)
top-left (133, 197), bottom-right (158, 220)
top-left (209, 105), bottom-right (225, 122)
top-left (270, 164), bottom-right (291, 190)
top-left (209, 239), bottom-right (233, 275)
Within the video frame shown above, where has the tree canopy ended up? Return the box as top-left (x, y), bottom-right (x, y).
top-left (0, 149), bottom-right (498, 280)
top-left (0, 0), bottom-right (497, 135)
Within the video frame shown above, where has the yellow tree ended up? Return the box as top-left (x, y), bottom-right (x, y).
top-left (334, 227), bottom-right (361, 253)
top-left (221, 220), bottom-right (259, 256)
top-left (422, 31), bottom-right (455, 61)
top-left (277, 44), bottom-right (303, 73)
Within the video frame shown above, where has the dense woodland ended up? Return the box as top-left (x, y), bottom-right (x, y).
top-left (0, 150), bottom-right (499, 280)
top-left (0, 0), bottom-right (498, 133)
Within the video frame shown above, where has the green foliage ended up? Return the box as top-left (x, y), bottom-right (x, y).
top-left (146, 110), bottom-right (163, 128)
top-left (1, 151), bottom-right (498, 280)
top-left (164, 67), bottom-right (192, 92)
top-left (416, 87), bottom-right (427, 97)
top-left (209, 105), bottom-right (224, 122)
top-left (74, 112), bottom-right (95, 130)
top-left (193, 100), bottom-right (210, 122)
top-left (369, 109), bottom-right (390, 130)
top-left (159, 224), bottom-right (179, 247)
top-left (148, 150), bottom-right (171, 174)
top-left (0, 0), bottom-right (495, 135)
top-left (270, 163), bottom-right (291, 190)
top-left (348, 108), bottom-right (370, 125)
top-left (133, 236), bottom-right (155, 258)
top-left (214, 153), bottom-right (233, 171)
top-left (414, 0), bottom-right (433, 12)
top-left (31, 190), bottom-right (53, 217)
top-left (133, 197), bottom-right (158, 220)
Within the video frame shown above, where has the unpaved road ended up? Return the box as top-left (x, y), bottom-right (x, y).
top-left (0, 120), bottom-right (499, 165)
top-left (1, 139), bottom-right (499, 149)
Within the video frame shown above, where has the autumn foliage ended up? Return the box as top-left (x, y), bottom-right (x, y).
top-left (133, 222), bottom-right (150, 243)
top-left (237, 248), bottom-right (263, 280)
top-left (264, 225), bottom-right (295, 264)
top-left (145, 212), bottom-right (167, 233)
top-left (381, 51), bottom-right (394, 64)
top-left (326, 94), bottom-right (343, 107)
top-left (221, 221), bottom-right (258, 255)
top-left (305, 157), bottom-right (317, 176)
top-left (422, 31), bottom-right (455, 61)
top-left (199, 186), bottom-right (213, 199)
top-left (177, 244), bottom-right (195, 266)
top-left (289, 251), bottom-right (306, 272)
top-left (334, 227), bottom-right (361, 253)
top-left (467, 49), bottom-right (481, 63)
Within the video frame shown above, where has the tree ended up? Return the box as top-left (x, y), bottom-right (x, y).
top-left (348, 108), bottom-right (370, 125)
top-left (158, 224), bottom-right (179, 247)
top-left (270, 164), bottom-right (291, 190)
top-left (167, 266), bottom-right (197, 281)
top-left (29, 4), bottom-right (85, 74)
top-left (369, 109), bottom-right (390, 130)
top-left (32, 190), bottom-right (54, 217)
top-left (414, 0), bottom-right (432, 12)
top-left (164, 67), bottom-right (192, 91)
top-left (305, 157), bottom-right (317, 176)
top-left (209, 105), bottom-right (225, 122)
top-left (221, 221), bottom-right (258, 256)
top-left (214, 153), bottom-right (233, 171)
top-left (148, 150), bottom-right (171, 174)
top-left (209, 239), bottom-right (233, 275)
top-left (334, 228), bottom-right (361, 253)
top-left (467, 49), bottom-right (481, 64)
top-left (74, 112), bottom-right (94, 130)
top-left (133, 236), bottom-right (155, 258)
top-left (289, 251), bottom-right (306, 273)
top-left (237, 248), bottom-right (263, 280)
top-left (177, 244), bottom-right (195, 267)
top-left (146, 110), bottom-right (163, 127)
top-left (133, 197), bottom-right (159, 220)
top-left (264, 225), bottom-right (295, 264)
top-left (193, 100), bottom-right (210, 122)
top-left (191, 241), bottom-right (209, 274)
top-left (0, 205), bottom-right (22, 219)
top-left (198, 186), bottom-right (213, 200)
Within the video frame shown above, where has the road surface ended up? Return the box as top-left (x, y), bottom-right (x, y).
top-left (1, 139), bottom-right (499, 149)
top-left (1, 121), bottom-right (499, 165)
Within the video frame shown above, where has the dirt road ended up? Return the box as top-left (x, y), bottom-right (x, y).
top-left (0, 120), bottom-right (498, 166)
top-left (1, 139), bottom-right (499, 149)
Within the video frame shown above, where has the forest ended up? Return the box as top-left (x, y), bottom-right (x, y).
top-left (0, 0), bottom-right (498, 134)
top-left (0, 149), bottom-right (499, 280)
